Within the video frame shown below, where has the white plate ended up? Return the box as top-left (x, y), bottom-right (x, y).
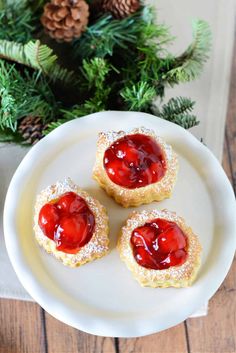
top-left (4, 111), bottom-right (236, 337)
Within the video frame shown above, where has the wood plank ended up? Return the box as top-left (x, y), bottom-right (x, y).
top-left (0, 299), bottom-right (46, 353)
top-left (118, 324), bottom-right (188, 353)
top-left (186, 254), bottom-right (236, 353)
top-left (44, 311), bottom-right (116, 353)
top-left (225, 39), bottom-right (236, 191)
top-left (222, 138), bottom-right (233, 185)
top-left (185, 33), bottom-right (236, 353)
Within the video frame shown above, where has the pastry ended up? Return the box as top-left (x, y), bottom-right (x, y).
top-left (93, 127), bottom-right (178, 207)
top-left (34, 178), bottom-right (109, 267)
top-left (117, 209), bottom-right (202, 287)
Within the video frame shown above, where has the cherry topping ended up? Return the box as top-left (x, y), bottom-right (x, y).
top-left (130, 218), bottom-right (187, 270)
top-left (38, 192), bottom-right (95, 254)
top-left (103, 133), bottom-right (166, 189)
top-left (57, 192), bottom-right (88, 214)
top-left (39, 204), bottom-right (59, 240)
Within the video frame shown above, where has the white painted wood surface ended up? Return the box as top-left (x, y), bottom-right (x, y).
top-left (149, 0), bottom-right (235, 161)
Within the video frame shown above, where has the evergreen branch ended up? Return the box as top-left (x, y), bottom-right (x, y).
top-left (29, 0), bottom-right (48, 13)
top-left (0, 127), bottom-right (24, 143)
top-left (0, 0), bottom-right (47, 13)
top-left (69, 58), bottom-right (111, 114)
top-left (0, 3), bottom-right (209, 142)
top-left (45, 96), bottom-right (108, 134)
top-left (168, 113), bottom-right (199, 129)
top-left (0, 39), bottom-right (74, 83)
top-left (163, 20), bottom-right (211, 83)
top-left (120, 81), bottom-right (156, 110)
top-left (160, 96), bottom-right (195, 118)
top-left (137, 7), bottom-right (172, 50)
top-left (61, 89), bottom-right (110, 119)
top-left (154, 97), bottom-right (199, 129)
top-left (84, 91), bottom-right (109, 111)
top-left (0, 60), bottom-right (59, 132)
top-left (45, 58), bottom-right (112, 133)
top-left (81, 57), bottom-right (111, 89)
top-left (44, 118), bottom-right (69, 134)
top-left (24, 40), bottom-right (57, 71)
top-left (0, 3), bottom-right (36, 42)
top-left (61, 104), bottom-right (95, 120)
top-left (73, 13), bottom-right (139, 58)
top-left (73, 7), bottom-right (170, 59)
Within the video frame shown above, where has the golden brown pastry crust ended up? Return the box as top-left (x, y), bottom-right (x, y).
top-left (34, 178), bottom-right (109, 267)
top-left (117, 209), bottom-right (202, 287)
top-left (93, 127), bottom-right (178, 207)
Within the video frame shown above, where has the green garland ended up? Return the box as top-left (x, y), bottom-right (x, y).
top-left (0, 1), bottom-right (212, 145)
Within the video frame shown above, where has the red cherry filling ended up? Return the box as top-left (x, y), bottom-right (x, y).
top-left (38, 192), bottom-right (95, 254)
top-left (38, 203), bottom-right (59, 241)
top-left (130, 218), bottom-right (187, 270)
top-left (103, 133), bottom-right (166, 189)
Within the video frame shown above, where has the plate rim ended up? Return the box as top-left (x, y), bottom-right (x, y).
top-left (3, 111), bottom-right (236, 337)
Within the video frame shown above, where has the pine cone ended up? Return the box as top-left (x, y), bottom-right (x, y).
top-left (100, 0), bottom-right (140, 19)
top-left (41, 0), bottom-right (89, 42)
top-left (18, 116), bottom-right (47, 145)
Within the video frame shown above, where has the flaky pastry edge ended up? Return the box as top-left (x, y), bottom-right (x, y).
top-left (34, 177), bottom-right (109, 267)
top-left (93, 127), bottom-right (178, 207)
top-left (117, 209), bottom-right (202, 288)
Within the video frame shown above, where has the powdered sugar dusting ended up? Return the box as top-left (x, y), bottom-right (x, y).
top-left (118, 209), bottom-right (202, 287)
top-left (93, 127), bottom-right (178, 207)
top-left (34, 177), bottom-right (109, 267)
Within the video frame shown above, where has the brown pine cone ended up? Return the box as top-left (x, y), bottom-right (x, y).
top-left (100, 0), bottom-right (140, 19)
top-left (18, 116), bottom-right (47, 145)
top-left (41, 0), bottom-right (89, 42)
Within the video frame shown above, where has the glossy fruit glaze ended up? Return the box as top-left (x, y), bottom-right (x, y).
top-left (130, 218), bottom-right (187, 270)
top-left (38, 192), bottom-right (95, 254)
top-left (103, 133), bottom-right (166, 189)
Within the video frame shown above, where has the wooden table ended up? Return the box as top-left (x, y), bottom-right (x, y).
top-left (1, 44), bottom-right (236, 353)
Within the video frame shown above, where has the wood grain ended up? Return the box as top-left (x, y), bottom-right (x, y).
top-left (225, 34), bottom-right (236, 192)
top-left (118, 324), bottom-right (188, 353)
top-left (186, 256), bottom-right (236, 353)
top-left (0, 299), bottom-right (45, 353)
top-left (44, 311), bottom-right (116, 353)
top-left (223, 139), bottom-right (233, 185)
top-left (185, 33), bottom-right (236, 353)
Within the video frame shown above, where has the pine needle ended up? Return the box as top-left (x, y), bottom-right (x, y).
top-left (0, 127), bottom-right (24, 143)
top-left (81, 57), bottom-right (111, 89)
top-left (0, 3), bottom-right (36, 42)
top-left (163, 20), bottom-right (212, 83)
top-left (0, 39), bottom-right (74, 83)
top-left (44, 118), bottom-right (69, 134)
top-left (0, 60), bottom-right (59, 132)
top-left (120, 81), bottom-right (156, 111)
top-left (154, 97), bottom-right (199, 129)
top-left (161, 96), bottom-right (195, 117)
top-left (73, 7), bottom-right (170, 59)
top-left (0, 3), bottom-right (211, 141)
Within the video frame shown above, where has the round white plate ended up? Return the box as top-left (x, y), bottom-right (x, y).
top-left (4, 111), bottom-right (236, 337)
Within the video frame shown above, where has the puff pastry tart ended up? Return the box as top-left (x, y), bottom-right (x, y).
top-left (118, 209), bottom-right (202, 287)
top-left (34, 178), bottom-right (109, 267)
top-left (93, 127), bottom-right (178, 207)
